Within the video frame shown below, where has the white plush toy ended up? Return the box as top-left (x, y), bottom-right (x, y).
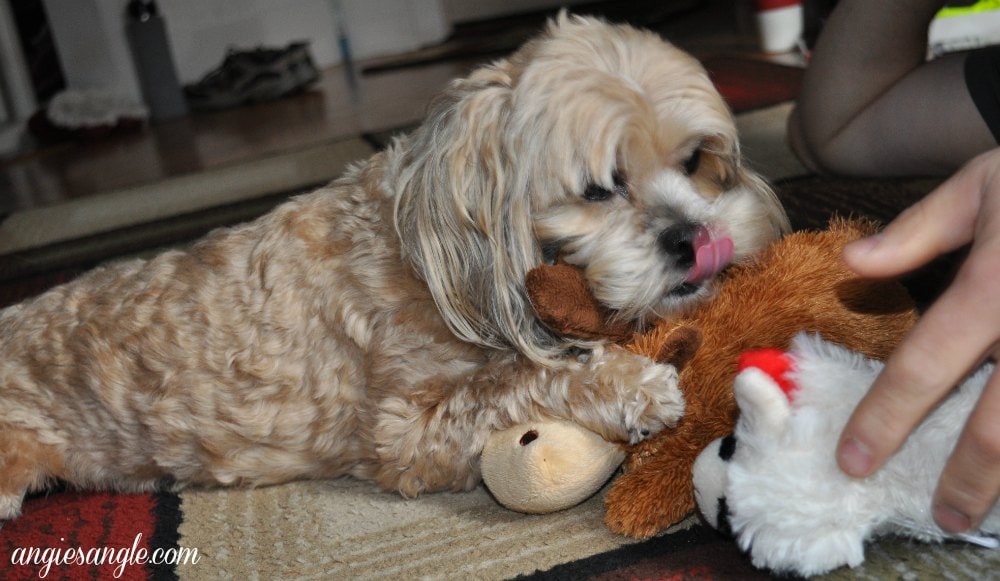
top-left (693, 333), bottom-right (999, 577)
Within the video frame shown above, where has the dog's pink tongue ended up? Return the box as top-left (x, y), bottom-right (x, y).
top-left (685, 228), bottom-right (734, 284)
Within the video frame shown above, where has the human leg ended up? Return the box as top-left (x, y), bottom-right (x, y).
top-left (788, 0), bottom-right (995, 176)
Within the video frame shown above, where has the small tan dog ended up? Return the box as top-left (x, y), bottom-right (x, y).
top-left (0, 14), bottom-right (788, 521)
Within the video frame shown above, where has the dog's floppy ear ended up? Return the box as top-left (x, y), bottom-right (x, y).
top-left (393, 61), bottom-right (564, 364)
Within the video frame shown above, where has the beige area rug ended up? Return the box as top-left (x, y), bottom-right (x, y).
top-left (176, 479), bottom-right (668, 580)
top-left (736, 102), bottom-right (808, 181)
top-left (173, 476), bottom-right (1000, 580)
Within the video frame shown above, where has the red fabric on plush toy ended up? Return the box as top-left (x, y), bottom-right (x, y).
top-left (738, 349), bottom-right (796, 397)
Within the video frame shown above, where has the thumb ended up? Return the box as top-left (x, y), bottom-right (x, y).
top-left (843, 156), bottom-right (992, 279)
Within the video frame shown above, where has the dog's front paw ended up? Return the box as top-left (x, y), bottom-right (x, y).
top-left (622, 362), bottom-right (684, 444)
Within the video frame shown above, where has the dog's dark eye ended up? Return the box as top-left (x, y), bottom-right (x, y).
top-left (583, 184), bottom-right (614, 202)
top-left (683, 148), bottom-right (702, 176)
top-left (582, 172), bottom-right (628, 202)
top-left (541, 242), bottom-right (561, 265)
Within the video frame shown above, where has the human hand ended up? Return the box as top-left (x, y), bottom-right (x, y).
top-left (839, 148), bottom-right (1000, 533)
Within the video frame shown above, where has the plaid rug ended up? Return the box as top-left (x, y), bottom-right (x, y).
top-left (1, 489), bottom-right (181, 580)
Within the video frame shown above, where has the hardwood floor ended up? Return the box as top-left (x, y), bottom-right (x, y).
top-left (0, 59), bottom-right (478, 215)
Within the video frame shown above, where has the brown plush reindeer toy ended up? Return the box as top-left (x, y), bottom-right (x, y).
top-left (479, 219), bottom-right (918, 538)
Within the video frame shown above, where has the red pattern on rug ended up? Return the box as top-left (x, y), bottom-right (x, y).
top-left (1, 491), bottom-right (158, 580)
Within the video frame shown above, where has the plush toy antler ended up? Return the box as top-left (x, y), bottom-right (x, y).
top-left (511, 218), bottom-right (918, 537)
top-left (525, 263), bottom-right (636, 342)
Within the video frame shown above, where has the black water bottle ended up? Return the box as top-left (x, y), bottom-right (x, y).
top-left (125, 0), bottom-right (187, 121)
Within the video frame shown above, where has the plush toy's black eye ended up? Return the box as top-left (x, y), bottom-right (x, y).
top-left (683, 148), bottom-right (702, 176)
top-left (719, 434), bottom-right (737, 461)
top-left (582, 171), bottom-right (628, 202)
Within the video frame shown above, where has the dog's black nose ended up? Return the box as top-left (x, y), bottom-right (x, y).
top-left (658, 223), bottom-right (697, 269)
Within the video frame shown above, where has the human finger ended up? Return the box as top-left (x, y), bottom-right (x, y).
top-left (932, 360), bottom-right (1000, 533)
top-left (837, 239), bottom-right (1000, 478)
top-left (843, 165), bottom-right (982, 279)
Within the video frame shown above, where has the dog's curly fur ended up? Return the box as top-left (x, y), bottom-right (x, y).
top-left (0, 14), bottom-right (788, 520)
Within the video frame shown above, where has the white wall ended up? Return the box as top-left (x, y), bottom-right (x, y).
top-left (339, 0), bottom-right (448, 63)
top-left (41, 0), bottom-right (450, 99)
top-left (0, 1), bottom-right (36, 157)
top-left (441, 0), bottom-right (585, 23)
top-left (0, 2), bottom-right (38, 119)
top-left (44, 0), bottom-right (143, 100)
top-left (162, 0), bottom-right (343, 84)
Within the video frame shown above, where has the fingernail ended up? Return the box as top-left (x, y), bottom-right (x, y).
top-left (845, 234), bottom-right (883, 258)
top-left (934, 505), bottom-right (972, 533)
top-left (838, 437), bottom-right (874, 476)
